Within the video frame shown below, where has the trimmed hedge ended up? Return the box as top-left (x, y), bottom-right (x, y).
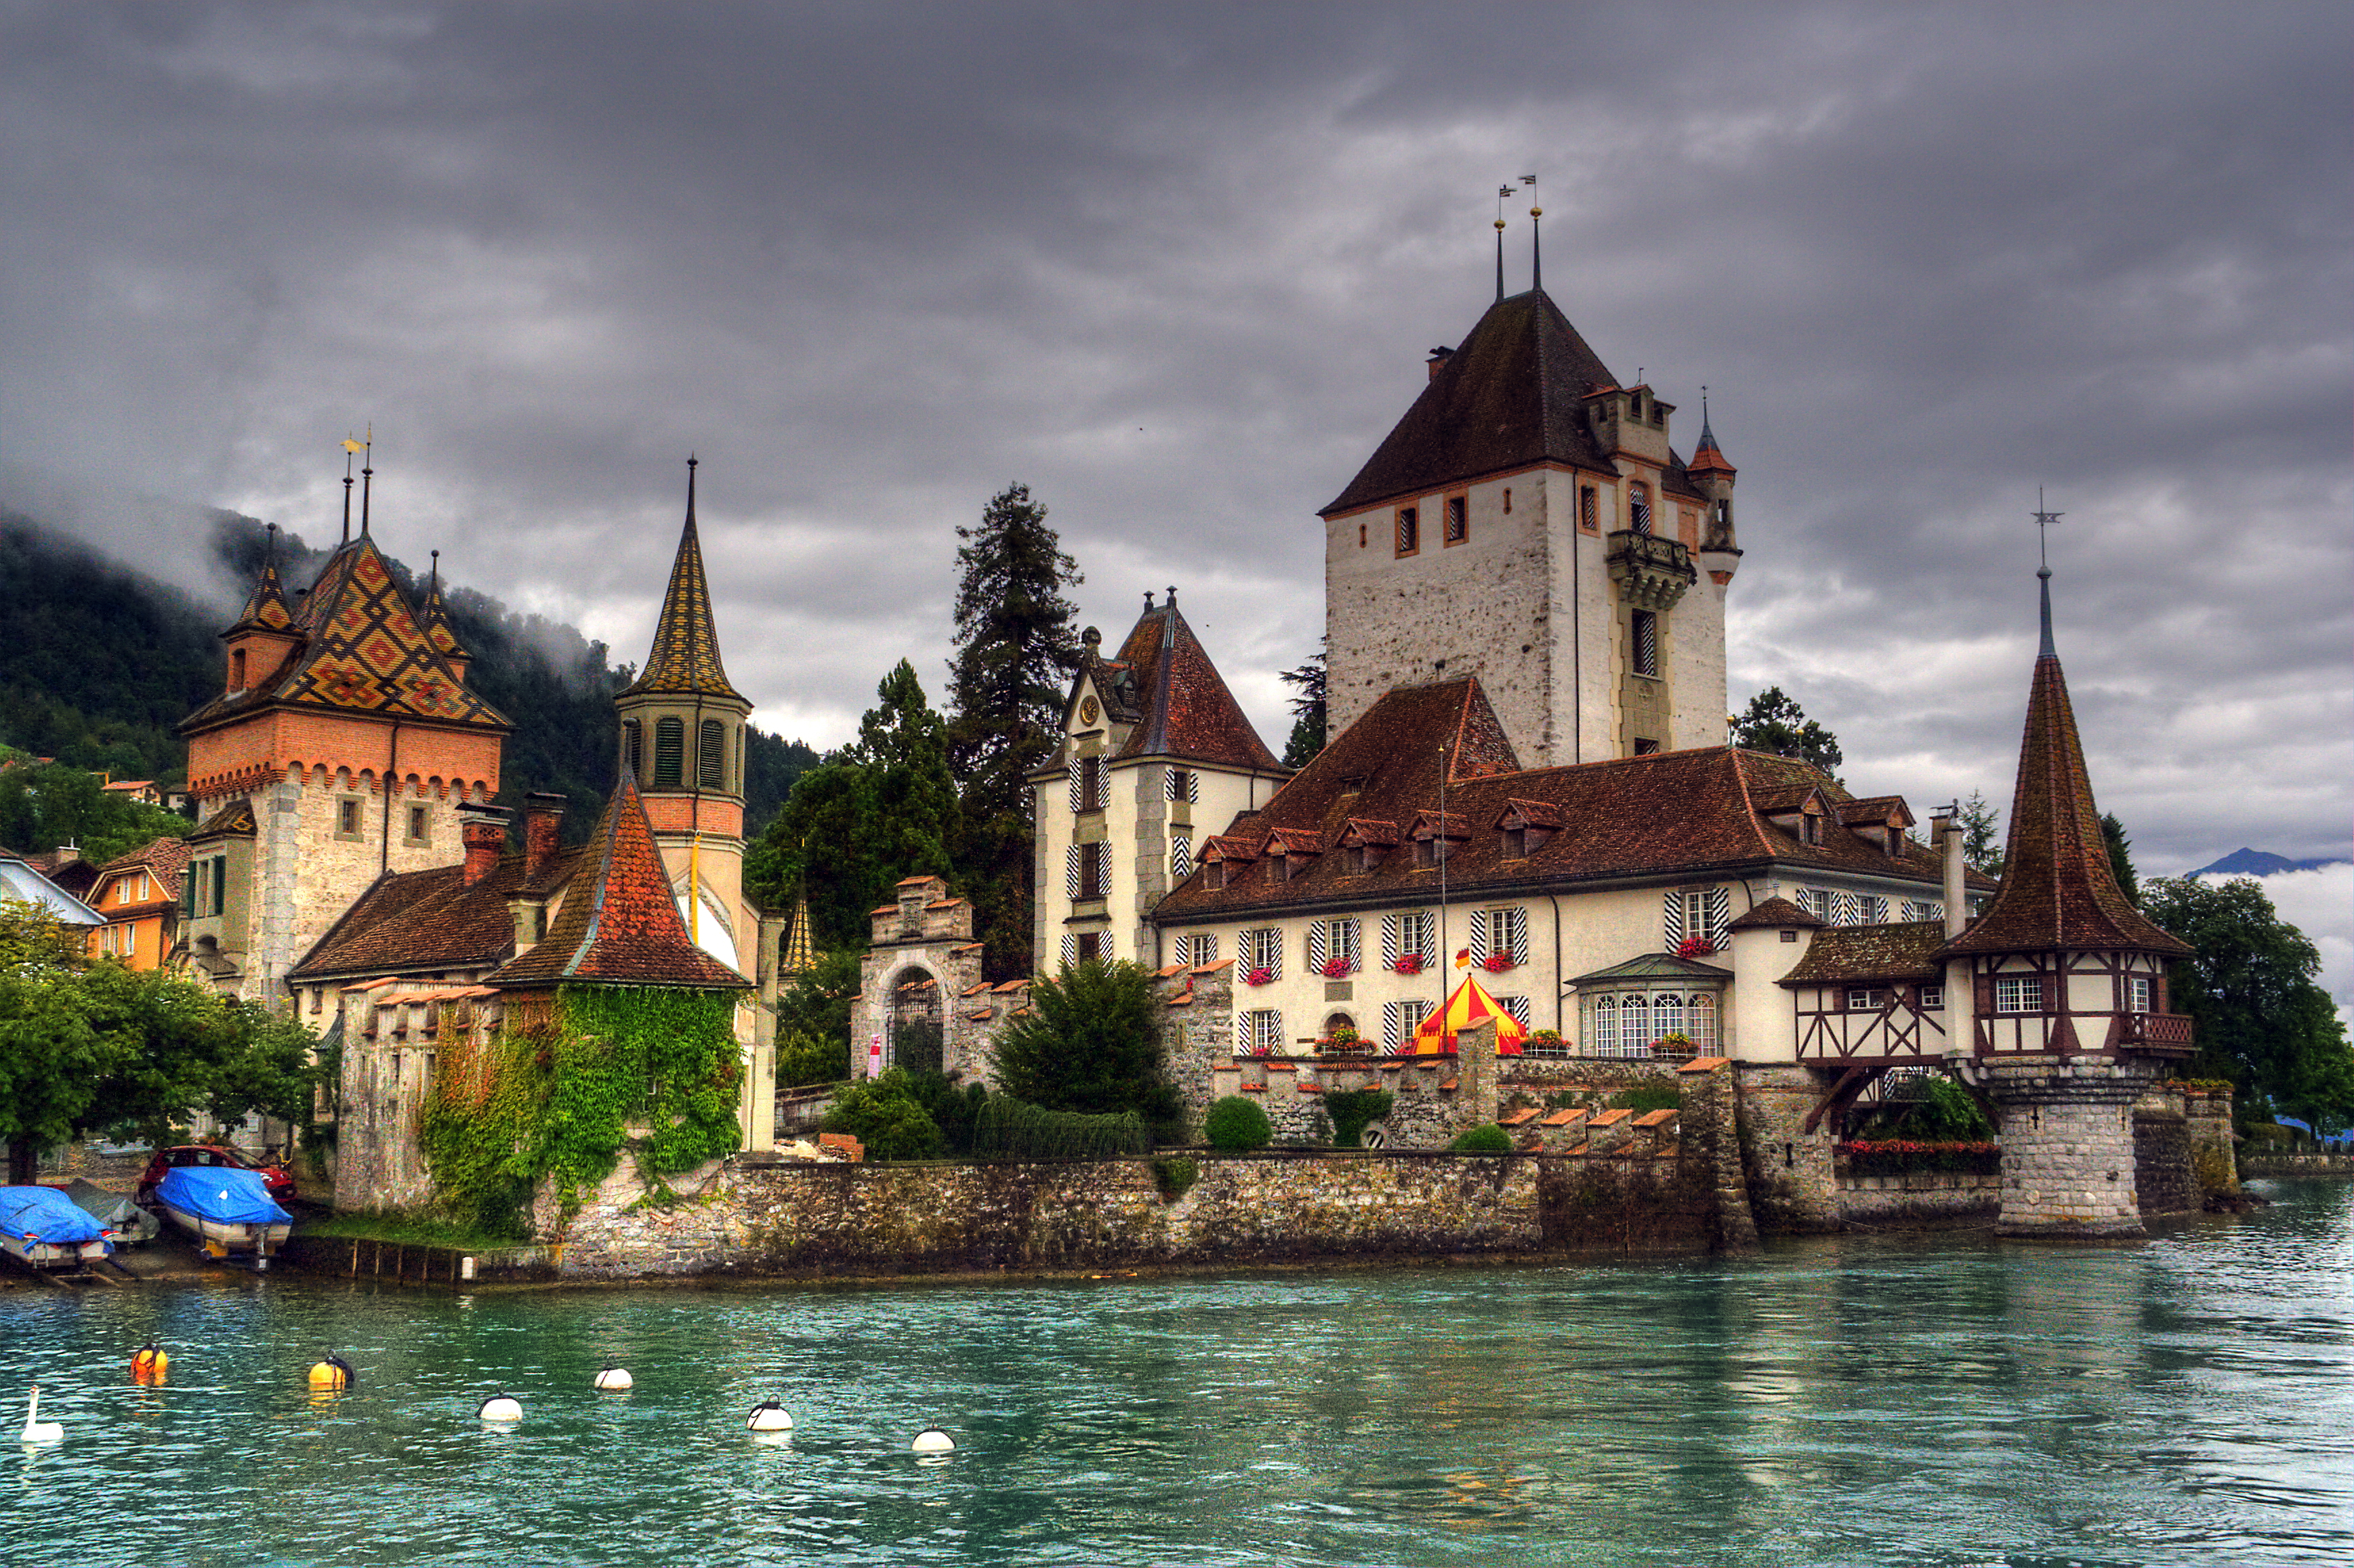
top-left (1205, 1095), bottom-right (1273, 1151)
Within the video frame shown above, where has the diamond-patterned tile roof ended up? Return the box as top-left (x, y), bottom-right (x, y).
top-left (621, 469), bottom-right (746, 704)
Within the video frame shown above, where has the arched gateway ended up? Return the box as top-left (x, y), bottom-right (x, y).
top-left (848, 875), bottom-right (1010, 1081)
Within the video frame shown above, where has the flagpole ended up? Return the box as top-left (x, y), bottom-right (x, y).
top-left (1437, 741), bottom-right (1448, 1041)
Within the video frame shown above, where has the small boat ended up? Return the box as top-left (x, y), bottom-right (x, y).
top-left (0, 1186), bottom-right (116, 1274)
top-left (149, 1167), bottom-right (291, 1264)
top-left (54, 1178), bottom-right (159, 1245)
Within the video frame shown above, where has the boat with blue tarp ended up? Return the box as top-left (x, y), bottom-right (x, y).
top-left (1, 1185), bottom-right (117, 1273)
top-left (148, 1165), bottom-right (292, 1264)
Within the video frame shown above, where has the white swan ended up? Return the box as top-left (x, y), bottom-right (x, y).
top-left (745, 1399), bottom-right (792, 1432)
top-left (21, 1385), bottom-right (62, 1445)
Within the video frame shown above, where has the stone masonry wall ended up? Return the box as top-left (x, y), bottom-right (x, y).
top-left (1735, 1061), bottom-right (1842, 1232)
top-left (549, 1147), bottom-right (1720, 1279)
top-left (1979, 1058), bottom-right (2155, 1238)
top-left (2133, 1096), bottom-right (2197, 1218)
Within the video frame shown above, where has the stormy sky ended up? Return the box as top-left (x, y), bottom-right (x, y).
top-left (2, 1), bottom-right (2347, 888)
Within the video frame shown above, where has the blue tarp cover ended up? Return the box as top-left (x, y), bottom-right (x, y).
top-left (154, 1166), bottom-right (291, 1226)
top-left (1, 1186), bottom-right (108, 1245)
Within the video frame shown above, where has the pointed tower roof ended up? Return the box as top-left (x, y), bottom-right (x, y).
top-left (227, 533), bottom-right (297, 635)
top-left (1687, 408), bottom-right (1736, 478)
top-left (1323, 289), bottom-right (1624, 516)
top-left (182, 535), bottom-right (508, 735)
top-left (1102, 591), bottom-right (1285, 772)
top-left (489, 774), bottom-right (750, 990)
top-left (779, 890), bottom-right (819, 976)
top-left (621, 461), bottom-right (746, 705)
top-left (1938, 644), bottom-right (2191, 960)
top-left (417, 550), bottom-right (468, 663)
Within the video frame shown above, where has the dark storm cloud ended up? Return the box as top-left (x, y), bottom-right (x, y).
top-left (1, 1), bottom-right (2346, 882)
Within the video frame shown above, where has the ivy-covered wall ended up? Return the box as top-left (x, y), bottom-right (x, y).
top-left (419, 983), bottom-right (742, 1238)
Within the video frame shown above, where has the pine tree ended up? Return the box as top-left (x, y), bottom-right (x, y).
top-left (1728, 686), bottom-right (1843, 777)
top-left (1957, 791), bottom-right (2005, 875)
top-left (944, 483), bottom-right (1082, 978)
top-left (1279, 646), bottom-right (1327, 768)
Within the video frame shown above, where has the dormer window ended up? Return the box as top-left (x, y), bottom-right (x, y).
top-left (1352, 844), bottom-right (1378, 873)
top-left (1503, 827), bottom-right (1525, 859)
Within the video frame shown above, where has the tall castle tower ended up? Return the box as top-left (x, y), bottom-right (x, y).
top-left (613, 459), bottom-right (757, 973)
top-left (179, 506), bottom-right (510, 1003)
top-left (1321, 282), bottom-right (1740, 767)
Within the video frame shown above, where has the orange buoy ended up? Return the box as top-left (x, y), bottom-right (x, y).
top-left (306, 1353), bottom-right (354, 1390)
top-left (131, 1343), bottom-right (169, 1384)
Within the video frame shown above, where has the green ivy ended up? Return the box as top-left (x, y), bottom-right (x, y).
top-left (419, 983), bottom-right (743, 1237)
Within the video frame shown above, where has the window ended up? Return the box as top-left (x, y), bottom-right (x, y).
top-left (1846, 987), bottom-right (1888, 1012)
top-left (1382, 999), bottom-right (1431, 1050)
top-left (1903, 899), bottom-right (1944, 924)
top-left (211, 856), bottom-right (227, 917)
top-left (1857, 895), bottom-right (1890, 925)
top-left (1176, 932), bottom-right (1217, 966)
top-left (1069, 842), bottom-right (1107, 901)
top-left (1632, 609), bottom-right (1659, 678)
top-left (2127, 976), bottom-right (2153, 1013)
top-left (622, 720), bottom-right (643, 781)
top-left (1308, 918), bottom-right (1361, 976)
top-left (1171, 835), bottom-right (1192, 880)
top-left (1589, 995), bottom-right (1621, 1056)
top-left (700, 719), bottom-right (726, 789)
top-left (1630, 484), bottom-right (1653, 535)
top-left (1240, 927), bottom-right (1283, 980)
top-left (1994, 975), bottom-right (2040, 1013)
top-left (1919, 985), bottom-right (1945, 1010)
top-left (1075, 932), bottom-right (1102, 964)
top-left (654, 718), bottom-right (684, 786)
top-left (1241, 1009), bottom-right (1285, 1054)
top-left (230, 649), bottom-right (247, 689)
top-left (1163, 768), bottom-right (1197, 804)
top-left (1687, 993), bottom-right (1718, 1052)
top-left (1653, 991), bottom-right (1687, 1041)
top-left (1579, 485), bottom-right (1598, 534)
top-left (182, 863), bottom-right (199, 917)
top-left (337, 798), bottom-right (363, 840)
top-left (1350, 843), bottom-right (1380, 873)
top-left (1383, 910), bottom-right (1434, 968)
top-left (1632, 739), bottom-right (1661, 756)
top-left (1497, 995), bottom-right (1531, 1029)
top-left (1072, 754), bottom-right (1107, 813)
top-left (1444, 494), bottom-right (1468, 545)
top-left (1395, 506), bottom-right (1419, 555)
top-left (1470, 907), bottom-right (1527, 966)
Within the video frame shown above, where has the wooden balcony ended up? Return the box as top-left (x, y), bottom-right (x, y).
top-left (2115, 1011), bottom-right (2195, 1056)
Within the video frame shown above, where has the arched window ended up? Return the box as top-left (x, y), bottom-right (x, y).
top-left (621, 720), bottom-right (643, 782)
top-left (1687, 993), bottom-right (1718, 1052)
top-left (1618, 994), bottom-right (1651, 1054)
top-left (699, 719), bottom-right (726, 789)
top-left (1630, 484), bottom-right (1653, 534)
top-left (654, 718), bottom-right (684, 786)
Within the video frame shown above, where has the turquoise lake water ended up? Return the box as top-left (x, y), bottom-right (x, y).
top-left (5, 1180), bottom-right (2351, 1567)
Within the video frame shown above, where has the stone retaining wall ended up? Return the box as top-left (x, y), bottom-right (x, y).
top-left (2241, 1153), bottom-right (2354, 1178)
top-left (548, 1147), bottom-right (1721, 1281)
top-left (1835, 1171), bottom-right (1999, 1226)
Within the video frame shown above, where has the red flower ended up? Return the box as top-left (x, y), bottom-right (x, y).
top-left (1483, 951), bottom-right (1516, 972)
top-left (1676, 935), bottom-right (1716, 959)
top-left (1393, 954), bottom-right (1424, 975)
top-left (1319, 957), bottom-right (1355, 978)
top-left (1244, 966), bottom-right (1275, 987)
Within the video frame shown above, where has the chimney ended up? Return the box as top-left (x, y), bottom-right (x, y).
top-left (1933, 809), bottom-right (1967, 937)
top-left (459, 804), bottom-right (508, 887)
top-left (1426, 346), bottom-right (1453, 381)
top-left (523, 791), bottom-right (566, 884)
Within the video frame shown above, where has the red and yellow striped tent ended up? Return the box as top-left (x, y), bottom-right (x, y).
top-left (1411, 973), bottom-right (1528, 1055)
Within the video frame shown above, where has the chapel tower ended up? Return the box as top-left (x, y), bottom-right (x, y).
top-left (613, 459), bottom-right (756, 974)
top-left (179, 504), bottom-right (510, 1004)
top-left (1321, 276), bottom-right (1740, 768)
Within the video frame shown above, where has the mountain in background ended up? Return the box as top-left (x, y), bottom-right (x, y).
top-left (2188, 848), bottom-right (2353, 878)
top-left (0, 510), bottom-right (818, 847)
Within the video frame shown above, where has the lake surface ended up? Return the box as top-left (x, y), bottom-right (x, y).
top-left (5, 1180), bottom-right (2351, 1567)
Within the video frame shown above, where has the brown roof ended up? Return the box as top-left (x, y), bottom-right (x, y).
top-left (1780, 921), bottom-right (1948, 985)
top-left (188, 799), bottom-right (257, 840)
top-left (1726, 896), bottom-right (1824, 931)
top-left (619, 464), bottom-right (747, 705)
top-left (1939, 651), bottom-right (2192, 959)
top-left (1098, 595), bottom-right (1284, 773)
top-left (182, 537), bottom-right (509, 736)
top-left (289, 844), bottom-right (585, 983)
top-left (1156, 682), bottom-right (1981, 924)
top-left (490, 775), bottom-right (749, 991)
top-left (94, 837), bottom-right (191, 904)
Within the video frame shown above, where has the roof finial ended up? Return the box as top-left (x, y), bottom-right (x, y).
top-left (339, 434), bottom-right (361, 545)
top-left (358, 424), bottom-right (373, 538)
top-left (2033, 487), bottom-right (2063, 658)
top-left (264, 520), bottom-right (278, 569)
top-left (1698, 384), bottom-right (1718, 447)
top-left (1143, 589), bottom-right (1155, 611)
top-left (429, 548), bottom-right (440, 595)
top-left (1522, 175), bottom-right (1540, 291)
top-left (685, 453), bottom-right (698, 527)
top-left (1495, 184), bottom-right (1512, 302)
top-left (1165, 585), bottom-right (1177, 608)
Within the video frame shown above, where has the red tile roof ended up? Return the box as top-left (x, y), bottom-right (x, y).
top-left (1939, 653), bottom-right (2192, 960)
top-left (489, 775), bottom-right (749, 991)
top-left (1155, 678), bottom-right (1980, 923)
top-left (289, 843), bottom-right (585, 983)
top-left (1098, 596), bottom-right (1285, 773)
top-left (94, 836), bottom-right (190, 904)
top-left (1726, 896), bottom-right (1824, 931)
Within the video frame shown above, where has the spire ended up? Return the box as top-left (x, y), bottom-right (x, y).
top-left (488, 772), bottom-right (751, 989)
top-left (1523, 176), bottom-right (1541, 292)
top-left (1688, 387), bottom-right (1737, 476)
top-left (621, 456), bottom-right (747, 704)
top-left (418, 548), bottom-right (468, 663)
top-left (1495, 184), bottom-right (1511, 302)
top-left (1107, 592), bottom-right (1284, 771)
top-left (780, 886), bottom-right (818, 976)
top-left (2033, 490), bottom-right (2062, 659)
top-left (358, 425), bottom-right (373, 539)
top-left (228, 524), bottom-right (296, 633)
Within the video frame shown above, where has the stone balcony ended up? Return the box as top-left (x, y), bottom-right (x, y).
top-left (1605, 531), bottom-right (1698, 610)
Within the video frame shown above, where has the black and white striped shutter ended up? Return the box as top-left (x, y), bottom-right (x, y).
top-left (1381, 912), bottom-right (1401, 966)
top-left (1065, 846), bottom-right (1081, 899)
top-left (1663, 890), bottom-right (1685, 947)
top-left (1171, 835), bottom-right (1191, 879)
top-left (1708, 888), bottom-right (1731, 945)
top-left (1067, 756), bottom-right (1083, 812)
top-left (1504, 908), bottom-right (1527, 962)
top-left (1500, 995), bottom-right (1531, 1027)
top-left (1306, 921), bottom-right (1327, 972)
top-left (1059, 934), bottom-right (1077, 966)
top-left (1468, 908), bottom-right (1489, 964)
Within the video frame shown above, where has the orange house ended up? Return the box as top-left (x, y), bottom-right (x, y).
top-left (87, 838), bottom-right (190, 970)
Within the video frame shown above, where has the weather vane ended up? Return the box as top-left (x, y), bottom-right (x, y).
top-left (2032, 486), bottom-right (2063, 577)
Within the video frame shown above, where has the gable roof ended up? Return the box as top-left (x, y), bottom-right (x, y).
top-left (94, 836), bottom-right (190, 905)
top-left (288, 844), bottom-right (585, 982)
top-left (188, 799), bottom-right (257, 841)
top-left (620, 465), bottom-right (746, 705)
top-left (1781, 921), bottom-right (1948, 985)
top-left (1088, 596), bottom-right (1285, 773)
top-left (0, 849), bottom-right (104, 926)
top-left (182, 537), bottom-right (510, 735)
top-left (488, 775), bottom-right (749, 991)
top-left (1939, 648), bottom-right (2191, 960)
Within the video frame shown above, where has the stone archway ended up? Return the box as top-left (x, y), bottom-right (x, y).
top-left (886, 964), bottom-right (945, 1075)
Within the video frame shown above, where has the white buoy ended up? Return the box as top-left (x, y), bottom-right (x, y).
top-left (745, 1399), bottom-right (792, 1432)
top-left (910, 1427), bottom-right (955, 1453)
top-left (594, 1365), bottom-right (634, 1392)
top-left (478, 1392), bottom-right (524, 1423)
top-left (20, 1386), bottom-right (62, 1445)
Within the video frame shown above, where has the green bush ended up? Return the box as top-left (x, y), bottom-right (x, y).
top-left (1451, 1123), bottom-right (1512, 1154)
top-left (905, 1071), bottom-right (990, 1156)
top-left (777, 1028), bottom-right (848, 1090)
top-left (1204, 1095), bottom-right (1272, 1151)
top-left (1153, 1156), bottom-right (1200, 1200)
top-left (1324, 1088), bottom-right (1394, 1148)
top-left (821, 1069), bottom-right (944, 1161)
top-left (970, 1096), bottom-right (1150, 1159)
top-left (1608, 1083), bottom-right (1682, 1113)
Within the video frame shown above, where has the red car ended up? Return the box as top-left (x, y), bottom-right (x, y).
top-left (137, 1144), bottom-right (297, 1208)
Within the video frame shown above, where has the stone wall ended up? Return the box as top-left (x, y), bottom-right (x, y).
top-left (1836, 1172), bottom-right (2000, 1226)
top-left (2133, 1096), bottom-right (2197, 1217)
top-left (1977, 1058), bottom-right (2155, 1239)
top-left (2240, 1153), bottom-right (2354, 1178)
top-left (547, 1146), bottom-right (1722, 1280)
top-left (1734, 1061), bottom-right (1842, 1232)
top-left (2183, 1086), bottom-right (2238, 1193)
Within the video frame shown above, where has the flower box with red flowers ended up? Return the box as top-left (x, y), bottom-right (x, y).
top-left (1392, 954), bottom-right (1425, 976)
top-left (1244, 966), bottom-right (1275, 987)
top-left (1482, 951), bottom-right (1517, 973)
top-left (1675, 935), bottom-right (1717, 959)
top-left (1319, 957), bottom-right (1355, 979)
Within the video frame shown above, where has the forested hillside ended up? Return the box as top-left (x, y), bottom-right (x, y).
top-left (0, 511), bottom-right (817, 850)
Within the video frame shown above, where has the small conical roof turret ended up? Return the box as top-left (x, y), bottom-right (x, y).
top-left (227, 526), bottom-right (297, 634)
top-left (622, 457), bottom-right (747, 706)
top-left (1687, 402), bottom-right (1736, 478)
top-left (417, 548), bottom-right (469, 664)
